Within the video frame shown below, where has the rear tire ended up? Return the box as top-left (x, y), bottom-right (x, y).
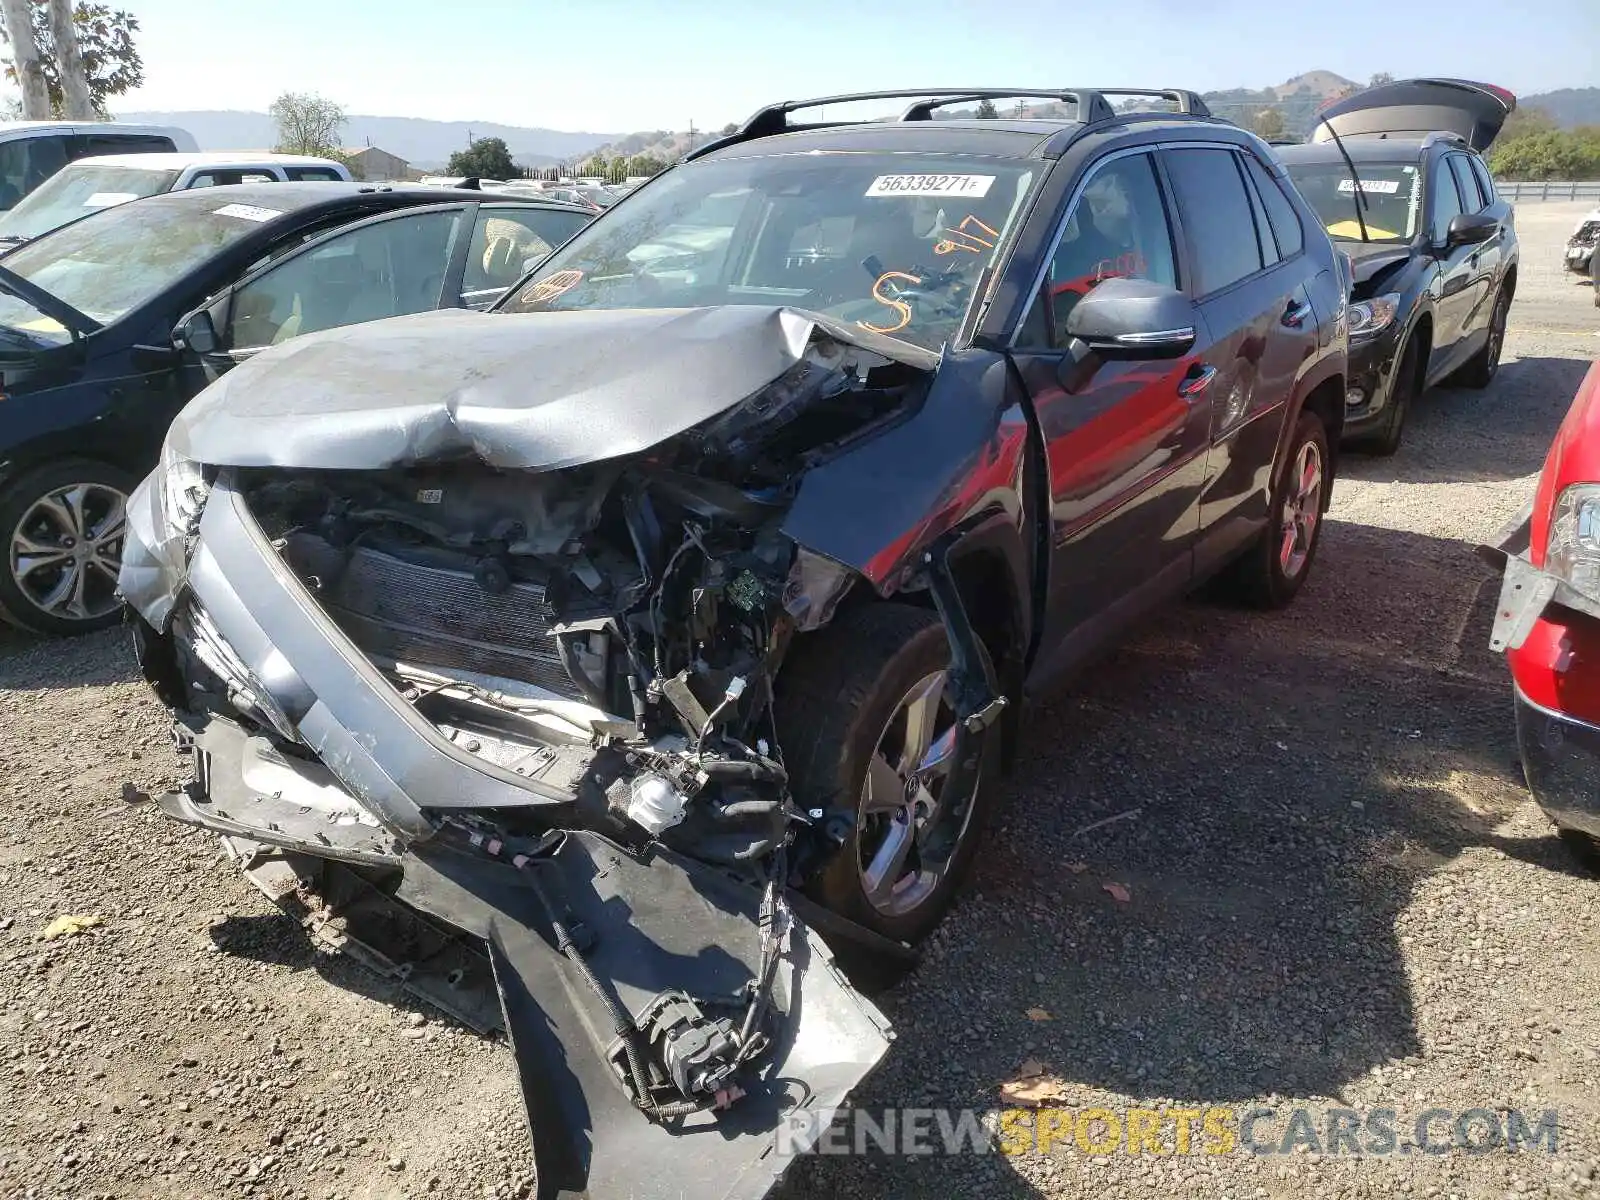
top-left (1223, 410), bottom-right (1331, 610)
top-left (1455, 287), bottom-right (1508, 389)
top-left (775, 603), bottom-right (1000, 957)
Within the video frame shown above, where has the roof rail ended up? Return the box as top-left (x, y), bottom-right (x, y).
top-left (683, 86), bottom-right (1211, 161)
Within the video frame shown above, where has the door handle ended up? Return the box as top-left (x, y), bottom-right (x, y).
top-left (1177, 364), bottom-right (1216, 399)
top-left (1282, 298), bottom-right (1312, 328)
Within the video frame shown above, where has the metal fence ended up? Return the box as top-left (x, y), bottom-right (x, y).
top-left (1498, 180), bottom-right (1600, 203)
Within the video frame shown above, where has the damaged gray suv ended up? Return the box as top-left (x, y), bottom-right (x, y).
top-left (120, 87), bottom-right (1348, 1199)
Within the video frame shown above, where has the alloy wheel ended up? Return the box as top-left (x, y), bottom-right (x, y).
top-left (1278, 439), bottom-right (1323, 579)
top-left (8, 482), bottom-right (128, 624)
top-left (856, 669), bottom-right (977, 917)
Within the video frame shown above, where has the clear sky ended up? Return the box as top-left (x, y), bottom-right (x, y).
top-left (104, 0), bottom-right (1597, 133)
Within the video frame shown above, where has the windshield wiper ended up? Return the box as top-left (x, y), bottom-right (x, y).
top-left (0, 263), bottom-right (100, 339)
top-left (1315, 113), bottom-right (1370, 244)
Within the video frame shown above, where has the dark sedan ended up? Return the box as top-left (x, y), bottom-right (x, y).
top-left (1279, 78), bottom-right (1519, 455)
top-left (0, 182), bottom-right (591, 635)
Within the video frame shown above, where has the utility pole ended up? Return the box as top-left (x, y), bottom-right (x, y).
top-left (686, 118), bottom-right (695, 153)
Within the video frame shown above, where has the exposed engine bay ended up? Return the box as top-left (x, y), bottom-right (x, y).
top-left (120, 309), bottom-right (997, 1198)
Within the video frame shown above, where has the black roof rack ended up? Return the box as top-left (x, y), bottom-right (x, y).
top-left (684, 86), bottom-right (1212, 161)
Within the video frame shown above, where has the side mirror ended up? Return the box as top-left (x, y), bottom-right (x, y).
top-left (1445, 212), bottom-right (1498, 248)
top-left (172, 294), bottom-right (229, 356)
top-left (1063, 277), bottom-right (1198, 362)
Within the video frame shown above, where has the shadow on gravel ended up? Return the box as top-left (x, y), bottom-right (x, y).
top-left (0, 622), bottom-right (138, 690)
top-left (1341, 355), bottom-right (1590, 487)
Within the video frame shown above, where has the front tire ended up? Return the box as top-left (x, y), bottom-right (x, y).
top-left (1224, 410), bottom-right (1331, 609)
top-left (776, 603), bottom-right (1000, 949)
top-left (0, 459), bottom-right (134, 637)
top-left (1455, 287), bottom-right (1509, 389)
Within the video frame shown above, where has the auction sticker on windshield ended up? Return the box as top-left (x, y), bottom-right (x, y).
top-left (1338, 179), bottom-right (1402, 195)
top-left (83, 192), bottom-right (139, 208)
top-left (866, 174), bottom-right (995, 198)
top-left (213, 203), bottom-right (283, 222)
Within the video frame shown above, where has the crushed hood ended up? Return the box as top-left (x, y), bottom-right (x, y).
top-left (1345, 242), bottom-right (1414, 288)
top-left (170, 304), bottom-right (935, 471)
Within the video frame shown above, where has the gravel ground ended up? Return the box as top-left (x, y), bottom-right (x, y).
top-left (3, 202), bottom-right (1598, 1200)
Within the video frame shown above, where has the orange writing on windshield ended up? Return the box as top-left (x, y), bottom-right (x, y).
top-left (859, 271), bottom-right (922, 334)
top-left (523, 269), bottom-right (584, 305)
top-left (935, 215), bottom-right (1000, 256)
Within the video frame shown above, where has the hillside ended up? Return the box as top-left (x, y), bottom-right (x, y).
top-left (1522, 87), bottom-right (1600, 128)
top-left (582, 70), bottom-right (1362, 164)
top-left (111, 109), bottom-right (617, 169)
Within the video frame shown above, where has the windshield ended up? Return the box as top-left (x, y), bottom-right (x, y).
top-left (500, 153), bottom-right (1038, 352)
top-left (0, 164), bottom-right (182, 242)
top-left (1285, 161), bottom-right (1423, 244)
top-left (0, 194), bottom-right (284, 345)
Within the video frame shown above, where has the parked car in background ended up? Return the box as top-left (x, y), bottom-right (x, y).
top-left (0, 182), bottom-right (592, 635)
top-left (1565, 207), bottom-right (1598, 279)
top-left (0, 152), bottom-right (353, 245)
top-left (1279, 78), bottom-right (1519, 455)
top-left (1481, 357), bottom-right (1600, 868)
top-left (0, 120), bottom-right (196, 211)
top-left (120, 85), bottom-right (1347, 1200)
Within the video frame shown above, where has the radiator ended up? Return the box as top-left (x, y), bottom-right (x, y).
top-left (320, 545), bottom-right (577, 697)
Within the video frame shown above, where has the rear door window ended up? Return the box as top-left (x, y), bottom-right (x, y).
top-left (1243, 155), bottom-right (1304, 258)
top-left (1163, 147), bottom-right (1263, 296)
top-left (74, 134), bottom-right (175, 158)
top-left (460, 205), bottom-right (591, 307)
top-left (1469, 156), bottom-right (1498, 206)
top-left (286, 166), bottom-right (345, 182)
top-left (1449, 154), bottom-right (1485, 212)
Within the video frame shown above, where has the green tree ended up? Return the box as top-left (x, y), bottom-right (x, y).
top-left (625, 153), bottom-right (665, 178)
top-left (1368, 72), bottom-right (1395, 88)
top-left (1252, 107), bottom-right (1286, 141)
top-left (4, 1), bottom-right (141, 118)
top-left (974, 98), bottom-right (999, 120)
top-left (447, 136), bottom-right (517, 180)
top-left (1488, 128), bottom-right (1600, 181)
top-left (270, 91), bottom-right (346, 156)
top-left (1501, 104), bottom-right (1559, 141)
top-left (720, 121), bottom-right (738, 135)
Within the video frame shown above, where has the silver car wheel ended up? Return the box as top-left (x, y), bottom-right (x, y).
top-left (8, 482), bottom-right (128, 623)
top-left (1278, 439), bottom-right (1323, 579)
top-left (856, 669), bottom-right (977, 917)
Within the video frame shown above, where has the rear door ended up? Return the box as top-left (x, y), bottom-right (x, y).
top-left (0, 133), bottom-right (71, 209)
top-left (1008, 147), bottom-right (1210, 658)
top-left (1160, 145), bottom-right (1319, 553)
top-left (1313, 78), bottom-right (1516, 152)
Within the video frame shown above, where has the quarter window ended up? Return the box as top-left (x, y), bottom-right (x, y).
top-left (1015, 151), bottom-right (1177, 349)
top-left (1163, 147), bottom-right (1263, 295)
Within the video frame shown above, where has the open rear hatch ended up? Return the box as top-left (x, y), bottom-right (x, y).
top-left (1312, 77), bottom-right (1517, 153)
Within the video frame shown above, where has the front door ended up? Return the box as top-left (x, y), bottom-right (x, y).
top-left (1009, 149), bottom-right (1211, 669)
top-left (1425, 154), bottom-right (1476, 380)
